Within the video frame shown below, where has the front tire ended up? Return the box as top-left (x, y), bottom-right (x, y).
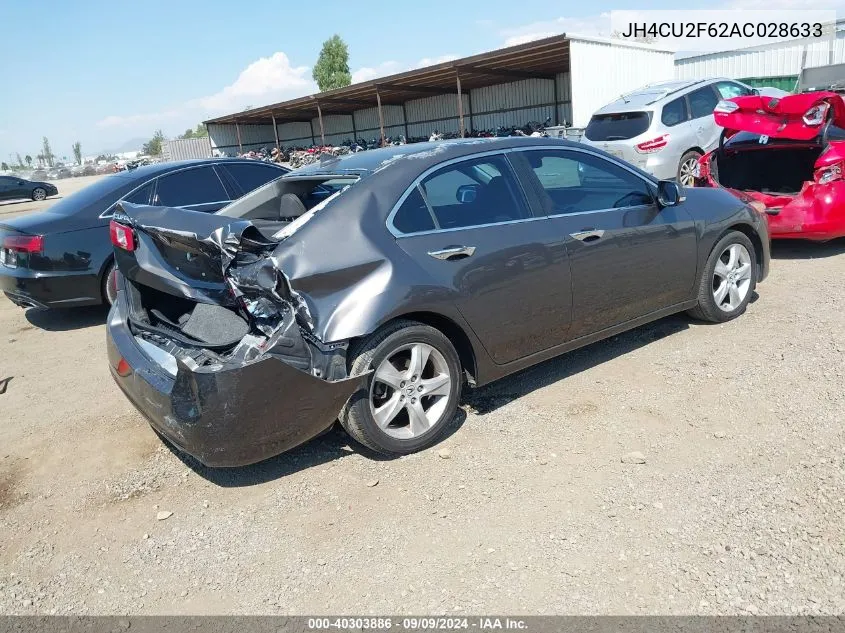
top-left (677, 150), bottom-right (702, 187)
top-left (31, 187), bottom-right (47, 201)
top-left (688, 231), bottom-right (757, 323)
top-left (339, 320), bottom-right (462, 456)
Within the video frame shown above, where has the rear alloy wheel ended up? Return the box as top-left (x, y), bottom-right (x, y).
top-left (677, 150), bottom-right (702, 187)
top-left (102, 262), bottom-right (118, 305)
top-left (688, 231), bottom-right (757, 323)
top-left (340, 320), bottom-right (462, 456)
top-left (31, 187), bottom-right (47, 201)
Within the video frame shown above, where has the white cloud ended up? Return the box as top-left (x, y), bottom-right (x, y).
top-left (351, 60), bottom-right (403, 83)
top-left (501, 14), bottom-right (612, 46)
top-left (96, 51), bottom-right (314, 128)
top-left (193, 52), bottom-right (313, 112)
top-left (723, 0), bottom-right (845, 7)
top-left (415, 54), bottom-right (458, 67)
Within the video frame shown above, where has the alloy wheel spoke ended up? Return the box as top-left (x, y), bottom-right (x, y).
top-left (419, 373), bottom-right (450, 398)
top-left (375, 360), bottom-right (406, 390)
top-left (373, 393), bottom-right (405, 429)
top-left (714, 280), bottom-right (729, 305)
top-left (714, 260), bottom-right (730, 279)
top-left (726, 245), bottom-right (739, 270)
top-left (405, 400), bottom-right (430, 436)
top-left (728, 283), bottom-right (742, 308)
top-left (735, 262), bottom-right (752, 281)
top-left (408, 344), bottom-right (432, 380)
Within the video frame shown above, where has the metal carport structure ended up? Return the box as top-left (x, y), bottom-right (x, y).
top-left (205, 34), bottom-right (673, 154)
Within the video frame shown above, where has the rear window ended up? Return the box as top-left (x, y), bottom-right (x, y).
top-left (41, 173), bottom-right (134, 216)
top-left (584, 112), bottom-right (651, 141)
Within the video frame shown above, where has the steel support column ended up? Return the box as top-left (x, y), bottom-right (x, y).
top-left (376, 88), bottom-right (386, 146)
top-left (553, 74), bottom-right (561, 126)
top-left (271, 114), bottom-right (280, 148)
top-left (316, 102), bottom-right (326, 146)
top-left (456, 72), bottom-right (465, 138)
top-left (235, 121), bottom-right (243, 154)
top-left (402, 102), bottom-right (410, 140)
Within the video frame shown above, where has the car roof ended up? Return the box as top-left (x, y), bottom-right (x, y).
top-left (109, 158), bottom-right (287, 181)
top-left (288, 137), bottom-right (582, 177)
top-left (593, 78), bottom-right (736, 114)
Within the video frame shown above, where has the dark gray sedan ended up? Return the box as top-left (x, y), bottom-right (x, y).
top-left (106, 137), bottom-right (770, 466)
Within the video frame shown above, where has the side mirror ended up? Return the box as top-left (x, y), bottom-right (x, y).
top-left (751, 88), bottom-right (760, 96)
top-left (456, 184), bottom-right (479, 204)
top-left (657, 180), bottom-right (683, 207)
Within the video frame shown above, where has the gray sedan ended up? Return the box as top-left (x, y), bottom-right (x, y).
top-left (106, 137), bottom-right (770, 466)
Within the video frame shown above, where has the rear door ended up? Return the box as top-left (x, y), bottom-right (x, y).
top-left (390, 152), bottom-right (573, 365)
top-left (687, 85), bottom-right (722, 152)
top-left (151, 165), bottom-right (232, 213)
top-left (0, 177), bottom-right (14, 200)
top-left (513, 147), bottom-right (698, 340)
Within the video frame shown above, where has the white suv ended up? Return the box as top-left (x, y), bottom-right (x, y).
top-left (581, 78), bottom-right (757, 185)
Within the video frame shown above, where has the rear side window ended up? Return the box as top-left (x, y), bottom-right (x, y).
top-left (222, 163), bottom-right (284, 196)
top-left (123, 182), bottom-right (153, 205)
top-left (153, 167), bottom-right (229, 207)
top-left (661, 98), bottom-right (688, 127)
top-left (715, 81), bottom-right (752, 99)
top-left (584, 112), bottom-right (651, 141)
top-left (688, 87), bottom-right (720, 119)
top-left (393, 187), bottom-right (436, 234)
top-left (419, 155), bottom-right (529, 230)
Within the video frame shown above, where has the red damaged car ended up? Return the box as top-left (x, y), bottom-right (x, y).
top-left (693, 91), bottom-right (845, 240)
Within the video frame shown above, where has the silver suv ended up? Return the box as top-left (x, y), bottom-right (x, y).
top-left (581, 78), bottom-right (756, 185)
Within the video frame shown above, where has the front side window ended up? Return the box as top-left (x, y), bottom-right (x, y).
top-left (688, 86), bottom-right (720, 119)
top-left (417, 155), bottom-right (529, 230)
top-left (520, 149), bottom-right (654, 215)
top-left (153, 167), bottom-right (228, 207)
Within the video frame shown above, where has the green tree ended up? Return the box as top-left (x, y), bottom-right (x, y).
top-left (72, 141), bottom-right (82, 165)
top-left (42, 137), bottom-right (54, 167)
top-left (312, 35), bottom-right (352, 92)
top-left (24, 155), bottom-right (32, 167)
top-left (142, 130), bottom-right (165, 156)
top-left (178, 123), bottom-right (210, 140)
top-left (1, 162), bottom-right (8, 171)
top-left (16, 153), bottom-right (23, 167)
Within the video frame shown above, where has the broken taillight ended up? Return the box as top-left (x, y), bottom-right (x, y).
top-left (814, 161), bottom-right (844, 185)
top-left (635, 134), bottom-right (670, 154)
top-left (109, 220), bottom-right (136, 251)
top-left (2, 234), bottom-right (43, 253)
top-left (714, 100), bottom-right (739, 114)
top-left (803, 102), bottom-right (830, 127)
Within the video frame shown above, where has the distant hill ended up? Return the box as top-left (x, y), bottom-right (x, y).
top-left (99, 137), bottom-right (147, 155)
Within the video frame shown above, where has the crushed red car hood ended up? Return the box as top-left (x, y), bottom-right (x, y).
top-left (714, 91), bottom-right (845, 141)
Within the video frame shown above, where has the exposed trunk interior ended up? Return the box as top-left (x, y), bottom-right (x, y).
top-left (713, 146), bottom-right (822, 194)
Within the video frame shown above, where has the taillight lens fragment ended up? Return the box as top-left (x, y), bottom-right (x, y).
top-left (109, 220), bottom-right (136, 251)
top-left (803, 102), bottom-right (830, 127)
top-left (814, 161), bottom-right (844, 185)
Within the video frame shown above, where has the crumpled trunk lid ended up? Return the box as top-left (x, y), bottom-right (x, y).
top-left (714, 91), bottom-right (845, 141)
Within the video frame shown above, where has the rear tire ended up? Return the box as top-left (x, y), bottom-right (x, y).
top-left (677, 150), bottom-right (702, 187)
top-left (31, 187), bottom-right (47, 201)
top-left (688, 231), bottom-right (757, 323)
top-left (101, 261), bottom-right (118, 306)
top-left (339, 320), bottom-right (462, 456)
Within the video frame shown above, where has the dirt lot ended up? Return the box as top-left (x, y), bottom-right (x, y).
top-left (0, 175), bottom-right (105, 221)
top-left (1, 194), bottom-right (844, 614)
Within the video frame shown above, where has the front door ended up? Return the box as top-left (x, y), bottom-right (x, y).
top-left (391, 153), bottom-right (573, 365)
top-left (513, 147), bottom-right (698, 341)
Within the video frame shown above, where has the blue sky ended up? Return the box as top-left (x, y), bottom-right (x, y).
top-left (0, 0), bottom-right (837, 159)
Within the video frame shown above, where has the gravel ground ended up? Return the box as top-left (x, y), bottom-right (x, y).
top-left (0, 237), bottom-right (843, 615)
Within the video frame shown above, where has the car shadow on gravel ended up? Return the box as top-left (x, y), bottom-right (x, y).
top-left (24, 306), bottom-right (108, 331)
top-left (771, 237), bottom-right (845, 260)
top-left (166, 409), bottom-right (469, 487)
top-left (465, 315), bottom-right (691, 414)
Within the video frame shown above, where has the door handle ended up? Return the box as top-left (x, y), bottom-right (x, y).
top-left (569, 229), bottom-right (605, 243)
top-left (427, 245), bottom-right (476, 261)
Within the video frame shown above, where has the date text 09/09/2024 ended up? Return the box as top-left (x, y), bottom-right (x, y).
top-left (307, 617), bottom-right (528, 630)
top-left (620, 21), bottom-right (823, 39)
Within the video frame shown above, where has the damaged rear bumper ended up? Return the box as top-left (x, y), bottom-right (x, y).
top-left (105, 291), bottom-right (365, 468)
